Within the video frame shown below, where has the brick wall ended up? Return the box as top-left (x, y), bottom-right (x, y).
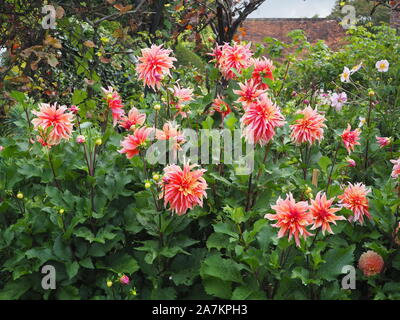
top-left (240, 18), bottom-right (347, 51)
top-left (391, 2), bottom-right (400, 29)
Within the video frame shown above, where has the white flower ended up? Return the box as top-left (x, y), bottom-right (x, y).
top-left (340, 67), bottom-right (351, 83)
top-left (375, 60), bottom-right (389, 73)
top-left (351, 62), bottom-right (363, 74)
top-left (358, 116), bottom-right (366, 128)
top-left (330, 92), bottom-right (347, 111)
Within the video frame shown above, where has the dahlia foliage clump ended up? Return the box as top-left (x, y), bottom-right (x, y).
top-left (3, 29), bottom-right (400, 301)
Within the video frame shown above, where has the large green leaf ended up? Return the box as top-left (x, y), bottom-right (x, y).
top-left (318, 245), bottom-right (355, 281)
top-left (200, 253), bottom-right (243, 283)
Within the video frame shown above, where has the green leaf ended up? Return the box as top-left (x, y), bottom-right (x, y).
top-left (25, 247), bottom-right (53, 264)
top-left (101, 253), bottom-right (139, 274)
top-left (206, 233), bottom-right (230, 251)
top-left (202, 116), bottom-right (214, 129)
top-left (291, 267), bottom-right (321, 286)
top-left (231, 285), bottom-right (266, 300)
top-left (75, 227), bottom-right (96, 243)
top-left (231, 207), bottom-right (246, 224)
top-left (80, 257), bottom-right (94, 269)
top-left (213, 222), bottom-right (239, 239)
top-left (318, 245), bottom-right (355, 281)
top-left (0, 278), bottom-right (31, 300)
top-left (71, 89), bottom-right (87, 105)
top-left (9, 90), bottom-right (26, 103)
top-left (88, 243), bottom-right (107, 257)
top-left (318, 156), bottom-right (332, 174)
top-left (202, 276), bottom-right (232, 299)
top-left (53, 236), bottom-right (73, 262)
top-left (58, 286), bottom-right (80, 300)
top-left (66, 261), bottom-right (79, 279)
top-left (200, 253), bottom-right (243, 283)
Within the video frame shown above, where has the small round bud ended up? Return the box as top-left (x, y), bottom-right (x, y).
top-left (145, 182), bottom-right (151, 189)
top-left (59, 209), bottom-right (65, 214)
top-left (305, 187), bottom-right (312, 195)
top-left (106, 280), bottom-right (113, 287)
top-left (76, 135), bottom-right (86, 144)
top-left (152, 174), bottom-right (160, 181)
top-left (368, 90), bottom-right (375, 97)
top-left (95, 138), bottom-right (102, 146)
top-left (119, 275), bottom-right (130, 285)
top-left (154, 104), bottom-right (161, 111)
top-left (106, 93), bottom-right (113, 100)
top-left (17, 192), bottom-right (24, 199)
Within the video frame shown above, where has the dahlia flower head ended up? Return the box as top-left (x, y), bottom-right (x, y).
top-left (156, 121), bottom-right (186, 151)
top-left (390, 158), bottom-right (400, 179)
top-left (208, 44), bottom-right (223, 66)
top-left (233, 79), bottom-right (264, 107)
top-left (265, 193), bottom-right (313, 247)
top-left (170, 84), bottom-right (194, 118)
top-left (101, 86), bottom-right (126, 126)
top-left (358, 250), bottom-right (384, 277)
top-left (161, 162), bottom-right (207, 216)
top-left (119, 127), bottom-right (154, 159)
top-left (136, 44), bottom-right (177, 90)
top-left (241, 94), bottom-right (286, 146)
top-left (251, 57), bottom-right (275, 90)
top-left (215, 42), bottom-right (253, 80)
top-left (211, 95), bottom-right (232, 119)
top-left (338, 182), bottom-right (371, 225)
top-left (341, 124), bottom-right (361, 154)
top-left (290, 106), bottom-right (327, 145)
top-left (31, 103), bottom-right (75, 146)
top-left (309, 192), bottom-right (345, 235)
top-left (119, 107), bottom-right (146, 131)
top-left (376, 136), bottom-right (391, 148)
top-left (346, 157), bottom-right (356, 167)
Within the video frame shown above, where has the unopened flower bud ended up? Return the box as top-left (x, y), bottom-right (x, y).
top-left (76, 135), bottom-right (86, 144)
top-left (69, 105), bottom-right (79, 114)
top-left (119, 275), bottom-right (130, 285)
top-left (95, 138), bottom-right (102, 146)
top-left (17, 192), bottom-right (24, 199)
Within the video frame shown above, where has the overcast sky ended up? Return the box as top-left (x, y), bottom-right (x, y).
top-left (249, 0), bottom-right (337, 18)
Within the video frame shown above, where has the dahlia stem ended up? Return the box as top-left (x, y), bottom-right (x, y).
top-left (326, 143), bottom-right (340, 196)
top-left (364, 96), bottom-right (374, 170)
top-left (251, 142), bottom-right (272, 208)
top-left (245, 173), bottom-right (253, 212)
top-left (276, 60), bottom-right (291, 97)
top-left (301, 144), bottom-right (309, 180)
top-left (140, 152), bottom-right (160, 211)
top-left (48, 151), bottom-right (62, 191)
